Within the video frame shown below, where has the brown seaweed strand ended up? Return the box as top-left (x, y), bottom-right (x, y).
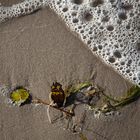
top-left (32, 97), bottom-right (74, 116)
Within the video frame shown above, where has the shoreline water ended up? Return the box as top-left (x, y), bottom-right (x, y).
top-left (0, 0), bottom-right (140, 86)
top-left (0, 1), bottom-right (140, 140)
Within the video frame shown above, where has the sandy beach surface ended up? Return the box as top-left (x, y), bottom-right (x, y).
top-left (0, 1), bottom-right (140, 140)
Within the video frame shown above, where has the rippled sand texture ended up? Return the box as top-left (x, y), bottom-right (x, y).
top-left (0, 1), bottom-right (140, 140)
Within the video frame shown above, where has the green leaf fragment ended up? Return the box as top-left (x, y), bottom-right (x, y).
top-left (101, 85), bottom-right (140, 113)
top-left (101, 92), bottom-right (120, 103)
top-left (10, 87), bottom-right (30, 106)
top-left (70, 82), bottom-right (92, 94)
top-left (114, 85), bottom-right (140, 108)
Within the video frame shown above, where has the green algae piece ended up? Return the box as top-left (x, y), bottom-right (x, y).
top-left (114, 85), bottom-right (140, 108)
top-left (10, 87), bottom-right (30, 106)
top-left (79, 133), bottom-right (88, 140)
top-left (101, 85), bottom-right (140, 113)
top-left (101, 92), bottom-right (120, 103)
top-left (69, 82), bottom-right (92, 94)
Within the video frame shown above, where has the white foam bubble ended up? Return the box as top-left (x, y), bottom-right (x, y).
top-left (0, 0), bottom-right (49, 22)
top-left (0, 0), bottom-right (140, 86)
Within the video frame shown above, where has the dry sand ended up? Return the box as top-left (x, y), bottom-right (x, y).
top-left (0, 2), bottom-right (140, 140)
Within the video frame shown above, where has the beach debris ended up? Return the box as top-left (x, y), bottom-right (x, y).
top-left (100, 85), bottom-right (140, 113)
top-left (49, 82), bottom-right (66, 107)
top-left (66, 82), bottom-right (92, 95)
top-left (33, 83), bottom-right (140, 122)
top-left (47, 82), bottom-right (66, 123)
top-left (88, 85), bottom-right (140, 117)
top-left (65, 82), bottom-right (98, 106)
top-left (46, 82), bottom-right (92, 123)
top-left (79, 133), bottom-right (89, 140)
top-left (33, 97), bottom-right (74, 116)
top-left (10, 87), bottom-right (30, 106)
top-left (2, 81), bottom-right (140, 134)
top-left (32, 96), bottom-right (74, 123)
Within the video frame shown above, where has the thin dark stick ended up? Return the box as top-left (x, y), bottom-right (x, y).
top-left (32, 97), bottom-right (74, 116)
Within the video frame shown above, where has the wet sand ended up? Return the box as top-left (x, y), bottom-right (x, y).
top-left (0, 0), bottom-right (22, 6)
top-left (0, 2), bottom-right (140, 140)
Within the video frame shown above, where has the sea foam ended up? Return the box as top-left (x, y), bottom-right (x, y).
top-left (0, 0), bottom-right (140, 85)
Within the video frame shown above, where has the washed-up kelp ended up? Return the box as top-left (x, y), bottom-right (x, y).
top-left (6, 82), bottom-right (140, 116)
top-left (0, 81), bottom-right (140, 139)
top-left (91, 85), bottom-right (140, 114)
top-left (46, 82), bottom-right (140, 123)
top-left (46, 82), bottom-right (93, 123)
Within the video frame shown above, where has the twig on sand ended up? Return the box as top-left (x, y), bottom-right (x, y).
top-left (32, 97), bottom-right (75, 116)
top-left (47, 101), bottom-right (54, 123)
